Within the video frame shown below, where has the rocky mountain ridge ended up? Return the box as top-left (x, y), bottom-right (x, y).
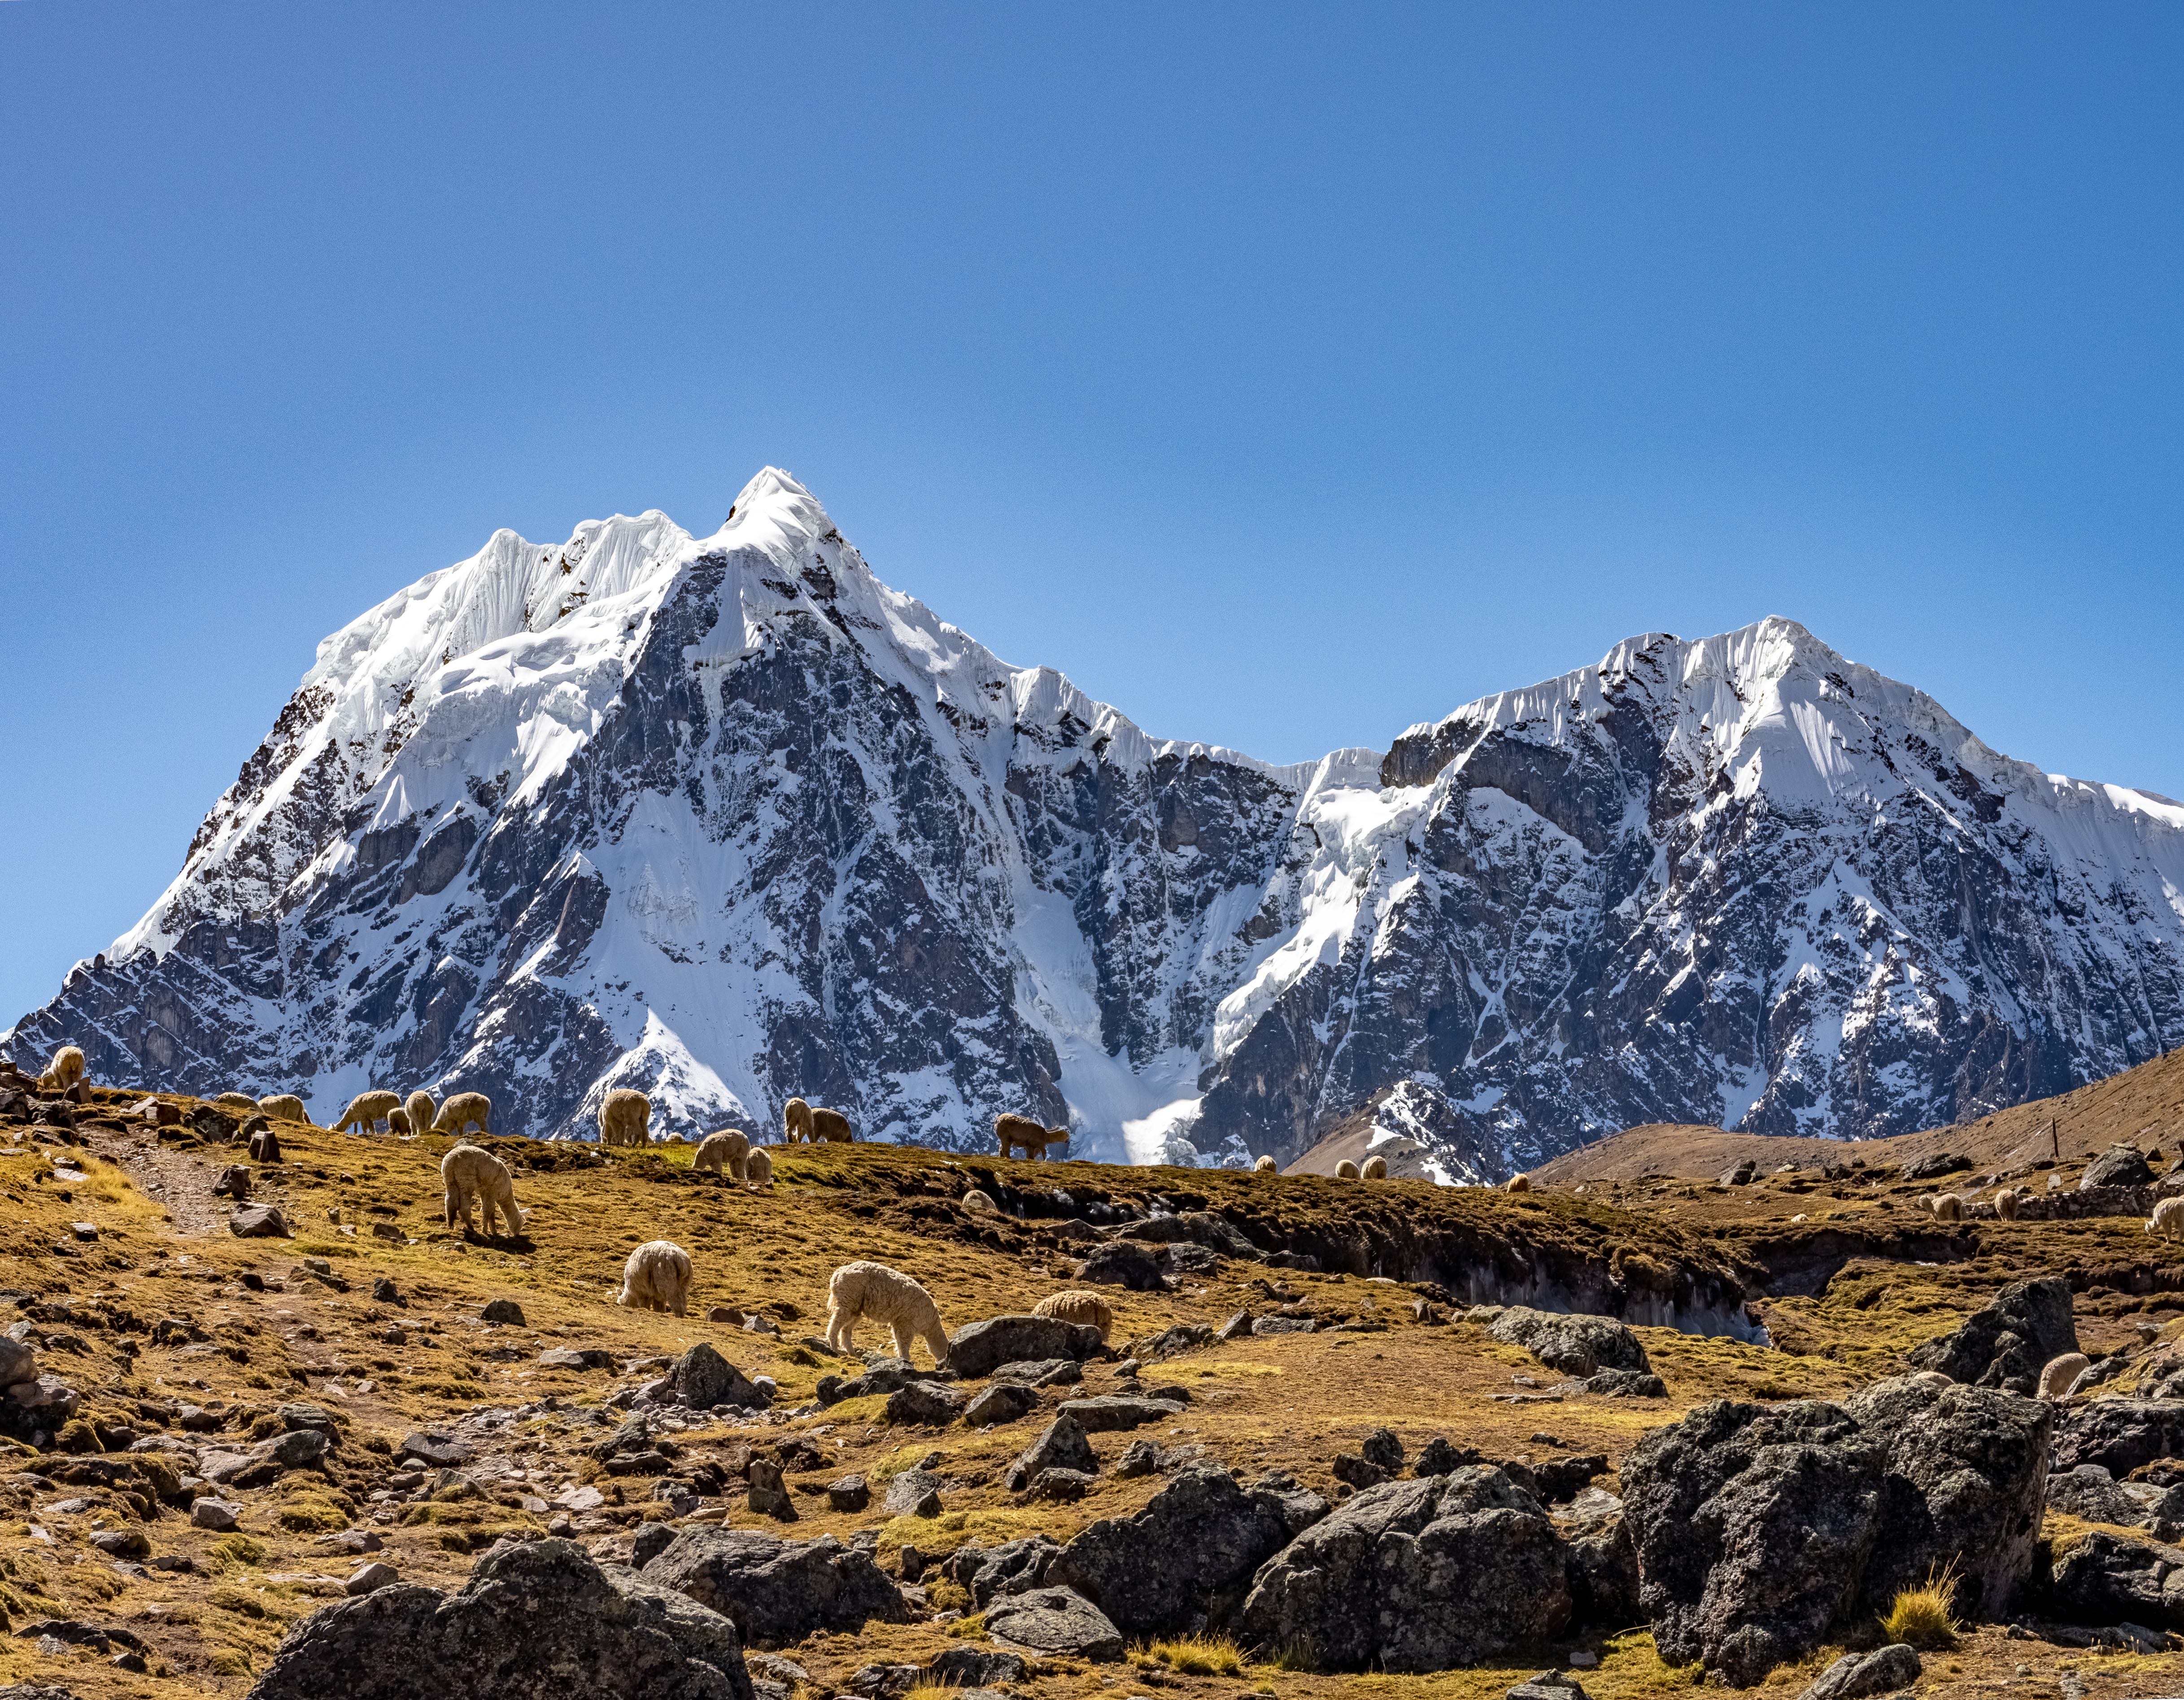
top-left (9, 468), bottom-right (2184, 1173)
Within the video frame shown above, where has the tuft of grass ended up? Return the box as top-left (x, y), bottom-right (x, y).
top-left (1144, 1635), bottom-right (1245, 1675)
top-left (274, 1495), bottom-right (350, 1533)
top-left (1261, 1640), bottom-right (1319, 1673)
top-left (207, 1534), bottom-right (266, 1573)
top-left (1880, 1561), bottom-right (1960, 1649)
top-left (945, 1612), bottom-right (988, 1641)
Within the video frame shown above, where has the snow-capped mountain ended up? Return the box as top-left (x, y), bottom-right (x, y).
top-left (10, 469), bottom-right (2184, 1174)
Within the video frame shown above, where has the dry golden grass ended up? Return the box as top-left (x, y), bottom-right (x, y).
top-left (1879, 1564), bottom-right (1961, 1650)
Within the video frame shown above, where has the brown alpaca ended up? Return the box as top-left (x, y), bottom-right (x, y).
top-left (784, 1097), bottom-right (853, 1143)
top-left (995, 1112), bottom-right (1062, 1160)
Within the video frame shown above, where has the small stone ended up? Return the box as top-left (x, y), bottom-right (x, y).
top-left (748, 1456), bottom-right (796, 1520)
top-left (372, 1276), bottom-right (403, 1305)
top-left (828, 1474), bottom-right (871, 1512)
top-left (1216, 1309), bottom-right (1255, 1341)
top-left (1113, 1439), bottom-right (1162, 1478)
top-left (962, 1381), bottom-right (1040, 1429)
top-left (706, 1305), bottom-right (746, 1325)
top-left (480, 1298), bottom-right (525, 1326)
top-left (1030, 1467), bottom-right (1095, 1500)
top-left (229, 1204), bottom-right (290, 1239)
top-left (192, 1497), bottom-right (242, 1531)
top-left (345, 1561), bottom-right (400, 1596)
top-left (539, 1347), bottom-right (615, 1371)
top-left (70, 1222), bottom-right (98, 1242)
top-left (398, 1428), bottom-right (471, 1468)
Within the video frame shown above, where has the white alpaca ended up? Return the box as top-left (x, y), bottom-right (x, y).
top-left (694, 1129), bottom-right (749, 1179)
top-left (1253, 1155), bottom-right (1277, 1175)
top-left (1507, 1173), bottom-right (1531, 1192)
top-left (38, 1045), bottom-right (86, 1093)
top-left (1334, 1160), bottom-right (1360, 1180)
top-left (334, 1090), bottom-right (402, 1134)
top-left (405, 1091), bottom-right (436, 1136)
top-left (441, 1143), bottom-right (521, 1237)
top-left (2148, 1196), bottom-right (2184, 1240)
top-left (1361, 1155), bottom-right (1389, 1180)
top-left (745, 1147), bottom-right (774, 1189)
top-left (599, 1087), bottom-right (651, 1148)
top-left (257, 1094), bottom-right (310, 1125)
top-left (1994, 1187), bottom-right (2023, 1221)
top-left (214, 1091), bottom-right (259, 1112)
top-left (1931, 1193), bottom-right (1964, 1222)
top-left (1032, 1288), bottom-right (1114, 1341)
top-left (824, 1261), bottom-right (949, 1366)
top-left (620, 1241), bottom-right (693, 1315)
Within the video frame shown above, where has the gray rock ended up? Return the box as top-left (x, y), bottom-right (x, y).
top-left (924, 1647), bottom-right (1028, 1688)
top-left (1077, 1241), bottom-right (1165, 1291)
top-left (2055, 1400), bottom-right (2184, 1477)
top-left (1113, 1439), bottom-right (1162, 1478)
top-left (1565, 1369), bottom-right (1668, 1398)
top-left (982, 1586), bottom-right (1123, 1661)
top-left (941, 1535), bottom-right (1061, 1606)
top-left (4, 1374), bottom-right (73, 1416)
top-left (540, 1347), bottom-right (615, 1371)
top-left (1251, 1316), bottom-right (1315, 1335)
top-left (826, 1475), bottom-right (869, 1512)
top-left (1842, 1374), bottom-right (2052, 1618)
top-left (664, 1345), bottom-right (770, 1413)
top-left (2046, 1529), bottom-right (2184, 1627)
top-left (990, 1357), bottom-right (1081, 1386)
top-left (1796, 1643), bottom-right (1922, 1700)
top-left (1558, 1496), bottom-right (1638, 1629)
top-left (961, 1382), bottom-right (1039, 1428)
top-left (192, 1498), bottom-right (242, 1531)
top-left (884, 1380), bottom-right (967, 1426)
top-left (1053, 1462), bottom-right (1328, 1636)
top-left (1488, 1307), bottom-right (1650, 1378)
top-left (882, 1470), bottom-right (945, 1514)
top-left (2084, 1145), bottom-right (2155, 1190)
top-left (640, 1528), bottom-right (907, 1647)
top-left (480, 1298), bottom-right (525, 1326)
top-left (1216, 1309), bottom-right (1254, 1342)
top-left (371, 1276), bottom-right (402, 1305)
top-left (1622, 1400), bottom-right (1882, 1686)
top-left (1160, 1242), bottom-right (1221, 1276)
top-left (1053, 1395), bottom-right (1185, 1432)
top-left (1029, 1467), bottom-right (1095, 1500)
top-left (229, 1204), bottom-right (290, 1239)
top-left (1508, 1676), bottom-right (1587, 1700)
top-left (1004, 1413), bottom-right (1095, 1492)
top-left (2047, 1465), bottom-right (2145, 1529)
top-left (945, 1315), bottom-right (1106, 1378)
top-left (1900, 1152), bottom-right (1970, 1182)
top-left (1236, 1467), bottom-right (1569, 1671)
top-left (0, 1337), bottom-right (35, 1388)
top-left (1360, 1427), bottom-right (1404, 1472)
top-left (398, 1429), bottom-right (472, 1468)
top-left (248, 1538), bottom-right (754, 1699)
top-left (1718, 1160), bottom-right (1757, 1187)
top-left (345, 1561), bottom-right (400, 1596)
top-left (1905, 1276), bottom-right (2078, 1395)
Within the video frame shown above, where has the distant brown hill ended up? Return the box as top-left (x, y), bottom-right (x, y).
top-left (1528, 1044), bottom-right (2184, 1183)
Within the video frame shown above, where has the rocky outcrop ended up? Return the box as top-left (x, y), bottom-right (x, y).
top-left (12, 470), bottom-right (2184, 1177)
top-left (945, 1315), bottom-right (1106, 1379)
top-left (1236, 1467), bottom-right (1569, 1671)
top-left (248, 1539), bottom-right (754, 1700)
top-left (1487, 1307), bottom-right (1650, 1377)
top-left (639, 1528), bottom-right (906, 1647)
top-left (2045, 1530), bottom-right (2184, 1628)
top-left (1051, 1464), bottom-right (1326, 1635)
top-left (2054, 1400), bottom-right (2184, 1477)
top-left (981, 1587), bottom-right (1122, 1661)
top-left (1622, 1383), bottom-right (2051, 1685)
top-left (1905, 1278), bottom-right (2078, 1395)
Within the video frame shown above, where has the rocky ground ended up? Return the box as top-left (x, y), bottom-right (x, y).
top-left (7, 1064), bottom-right (2184, 1698)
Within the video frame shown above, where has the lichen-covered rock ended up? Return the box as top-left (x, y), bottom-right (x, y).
top-left (1843, 1374), bottom-right (2051, 1617)
top-left (665, 1344), bottom-right (770, 1412)
top-left (961, 1382), bottom-right (1039, 1428)
top-left (1487, 1307), bottom-right (1649, 1378)
top-left (1906, 1277), bottom-right (2078, 1395)
top-left (2054, 1400), bottom-right (2184, 1477)
top-left (1077, 1241), bottom-right (1165, 1291)
top-left (946, 1315), bottom-right (1106, 1378)
top-left (1053, 1394), bottom-right (1185, 1432)
top-left (1796, 1644), bottom-right (1922, 1700)
top-left (247, 1538), bottom-right (754, 1700)
top-left (1052, 1463), bottom-right (1327, 1636)
top-left (2045, 1529), bottom-right (2184, 1627)
top-left (1237, 1467), bottom-right (1570, 1671)
top-left (941, 1535), bottom-right (1062, 1606)
top-left (2084, 1145), bottom-right (2156, 1190)
top-left (884, 1380), bottom-right (966, 1426)
top-left (981, 1586), bottom-right (1123, 1661)
top-left (1004, 1413), bottom-right (1095, 1491)
top-left (640, 1527), bottom-right (907, 1647)
top-left (1621, 1400), bottom-right (1881, 1686)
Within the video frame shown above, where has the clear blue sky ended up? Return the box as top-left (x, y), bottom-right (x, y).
top-left (3, 3), bottom-right (2180, 1027)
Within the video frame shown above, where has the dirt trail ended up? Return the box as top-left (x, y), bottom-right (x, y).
top-left (84, 1125), bottom-right (228, 1237)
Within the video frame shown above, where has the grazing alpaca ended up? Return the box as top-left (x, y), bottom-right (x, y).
top-left (824, 1261), bottom-right (949, 1366)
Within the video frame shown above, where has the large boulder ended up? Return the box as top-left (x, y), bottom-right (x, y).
top-left (1843, 1374), bottom-right (2051, 1617)
top-left (1077, 1241), bottom-right (1165, 1291)
top-left (941, 1535), bottom-right (1062, 1607)
top-left (1053, 1395), bottom-right (1184, 1432)
top-left (664, 1346), bottom-right (770, 1412)
top-left (981, 1587), bottom-right (1123, 1661)
top-left (1003, 1414), bottom-right (1095, 1491)
top-left (2053, 1400), bottom-right (2184, 1477)
top-left (640, 1529), bottom-right (907, 1647)
top-left (0, 1338), bottom-right (37, 1388)
top-left (1621, 1400), bottom-right (1882, 1687)
top-left (247, 1539), bottom-right (753, 1700)
top-left (1236, 1467), bottom-right (1570, 1672)
top-left (2046, 1466), bottom-right (2149, 1529)
top-left (1051, 1464), bottom-right (1327, 1635)
top-left (2084, 1145), bottom-right (2155, 1190)
top-left (1557, 1492), bottom-right (1639, 1630)
top-left (1487, 1308), bottom-right (1649, 1378)
top-left (946, 1315), bottom-right (1107, 1378)
top-left (2046, 1529), bottom-right (2184, 1627)
top-left (1905, 1277), bottom-right (2077, 1395)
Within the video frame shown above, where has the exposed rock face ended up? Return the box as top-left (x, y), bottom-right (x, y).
top-left (15, 474), bottom-right (2184, 1173)
top-left (2045, 1530), bottom-right (2184, 1627)
top-left (1796, 1645), bottom-right (1922, 1700)
top-left (247, 1539), bottom-right (754, 1700)
top-left (1622, 1386), bottom-right (2051, 1685)
top-left (981, 1587), bottom-right (1123, 1661)
top-left (2055, 1402), bottom-right (2184, 1477)
top-left (2084, 1145), bottom-right (2156, 1190)
top-left (1051, 1463), bottom-right (1326, 1636)
top-left (1236, 1466), bottom-right (1570, 1671)
top-left (1905, 1278), bottom-right (2079, 1395)
top-left (639, 1528), bottom-right (906, 1647)
top-left (945, 1315), bottom-right (1106, 1379)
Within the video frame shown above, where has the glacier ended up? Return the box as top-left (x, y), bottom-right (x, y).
top-left (9, 467), bottom-right (2184, 1176)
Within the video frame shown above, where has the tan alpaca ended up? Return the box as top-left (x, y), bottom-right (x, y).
top-left (745, 1147), bottom-right (774, 1189)
top-left (441, 1143), bottom-right (521, 1237)
top-left (405, 1091), bottom-right (436, 1135)
top-left (334, 1090), bottom-right (402, 1134)
top-left (432, 1091), bottom-right (493, 1137)
top-left (1253, 1155), bottom-right (1277, 1174)
top-left (214, 1092), bottom-right (259, 1112)
top-left (695, 1129), bottom-right (750, 1180)
top-left (784, 1097), bottom-right (854, 1144)
top-left (1033, 1288), bottom-right (1115, 1341)
top-left (995, 1112), bottom-right (1061, 1160)
top-left (1334, 1159), bottom-right (1360, 1179)
top-left (1361, 1154), bottom-right (1389, 1180)
top-left (1507, 1173), bottom-right (1531, 1192)
top-left (599, 1087), bottom-right (651, 1148)
top-left (824, 1261), bottom-right (949, 1365)
top-left (257, 1094), bottom-right (310, 1125)
top-left (620, 1241), bottom-right (693, 1315)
